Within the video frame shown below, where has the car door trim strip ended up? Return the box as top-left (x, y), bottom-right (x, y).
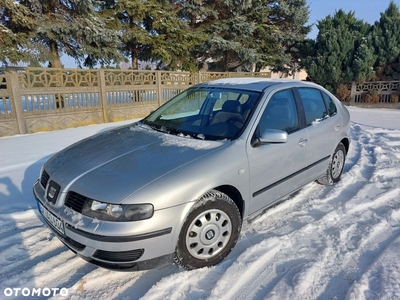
top-left (253, 155), bottom-right (331, 197)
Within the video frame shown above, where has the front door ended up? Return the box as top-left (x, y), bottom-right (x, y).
top-left (247, 89), bottom-right (308, 215)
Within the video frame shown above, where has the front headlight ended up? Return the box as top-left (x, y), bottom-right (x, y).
top-left (82, 200), bottom-right (154, 222)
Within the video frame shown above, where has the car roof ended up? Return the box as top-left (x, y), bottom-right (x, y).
top-left (199, 78), bottom-right (319, 92)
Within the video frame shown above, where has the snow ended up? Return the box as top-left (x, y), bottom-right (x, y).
top-left (347, 106), bottom-right (400, 130)
top-left (1, 106), bottom-right (400, 299)
top-left (160, 133), bottom-right (212, 150)
top-left (132, 123), bottom-right (214, 150)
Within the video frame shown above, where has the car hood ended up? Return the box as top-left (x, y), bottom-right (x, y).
top-left (44, 123), bottom-right (226, 204)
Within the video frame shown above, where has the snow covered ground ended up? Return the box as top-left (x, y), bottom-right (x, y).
top-left (0, 106), bottom-right (400, 299)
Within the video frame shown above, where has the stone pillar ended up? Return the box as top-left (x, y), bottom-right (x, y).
top-left (8, 69), bottom-right (26, 134)
top-left (98, 69), bottom-right (109, 123)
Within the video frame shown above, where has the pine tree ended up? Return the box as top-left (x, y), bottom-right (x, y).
top-left (175, 0), bottom-right (219, 70)
top-left (198, 0), bottom-right (261, 71)
top-left (146, 5), bottom-right (199, 71)
top-left (352, 37), bottom-right (375, 82)
top-left (188, 0), bottom-right (310, 72)
top-left (0, 0), bottom-right (37, 64)
top-left (263, 0), bottom-right (311, 76)
top-left (111, 0), bottom-right (197, 70)
top-left (21, 0), bottom-right (122, 68)
top-left (371, 1), bottom-right (400, 80)
top-left (304, 10), bottom-right (374, 91)
top-left (110, 0), bottom-right (154, 69)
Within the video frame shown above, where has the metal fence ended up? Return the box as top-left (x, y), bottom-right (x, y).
top-left (0, 68), bottom-right (271, 137)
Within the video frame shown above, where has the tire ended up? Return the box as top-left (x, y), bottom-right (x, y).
top-left (174, 190), bottom-right (242, 270)
top-left (317, 142), bottom-right (346, 185)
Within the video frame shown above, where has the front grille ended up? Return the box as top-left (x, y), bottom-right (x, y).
top-left (93, 249), bottom-right (144, 262)
top-left (65, 191), bottom-right (88, 213)
top-left (40, 170), bottom-right (50, 188)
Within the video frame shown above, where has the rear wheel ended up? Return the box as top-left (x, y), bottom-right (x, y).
top-left (174, 190), bottom-right (242, 270)
top-left (317, 142), bottom-right (346, 185)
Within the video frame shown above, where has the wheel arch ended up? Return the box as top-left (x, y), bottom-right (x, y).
top-left (174, 186), bottom-right (243, 269)
top-left (340, 137), bottom-right (350, 154)
top-left (214, 185), bottom-right (245, 219)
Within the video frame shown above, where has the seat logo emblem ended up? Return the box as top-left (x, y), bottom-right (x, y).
top-left (205, 230), bottom-right (215, 240)
top-left (48, 187), bottom-right (57, 199)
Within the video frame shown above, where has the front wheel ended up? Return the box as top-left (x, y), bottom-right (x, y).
top-left (317, 142), bottom-right (346, 185)
top-left (174, 190), bottom-right (242, 270)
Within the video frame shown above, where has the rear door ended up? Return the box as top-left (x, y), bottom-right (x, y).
top-left (295, 88), bottom-right (342, 182)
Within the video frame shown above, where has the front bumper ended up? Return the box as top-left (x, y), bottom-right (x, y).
top-left (33, 180), bottom-right (192, 271)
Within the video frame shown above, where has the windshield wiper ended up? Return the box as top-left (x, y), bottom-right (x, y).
top-left (140, 120), bottom-right (204, 140)
top-left (139, 120), bottom-right (164, 132)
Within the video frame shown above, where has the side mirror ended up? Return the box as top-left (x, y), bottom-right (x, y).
top-left (258, 129), bottom-right (288, 145)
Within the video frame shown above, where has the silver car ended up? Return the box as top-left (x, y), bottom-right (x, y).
top-left (33, 78), bottom-right (350, 271)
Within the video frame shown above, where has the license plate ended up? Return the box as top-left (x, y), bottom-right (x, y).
top-left (38, 202), bottom-right (65, 236)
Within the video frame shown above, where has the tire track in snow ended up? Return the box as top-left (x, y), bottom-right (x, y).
top-left (0, 235), bottom-right (67, 283)
top-left (346, 188), bottom-right (400, 215)
top-left (0, 223), bottom-right (46, 251)
top-left (346, 211), bottom-right (400, 299)
top-left (207, 238), bottom-right (283, 300)
top-left (0, 211), bottom-right (76, 285)
top-left (344, 123), bottom-right (364, 172)
top-left (293, 126), bottom-right (400, 299)
top-left (317, 222), bottom-right (400, 300)
top-left (291, 126), bottom-right (400, 299)
top-left (110, 266), bottom-right (178, 300)
top-left (1, 250), bottom-right (83, 288)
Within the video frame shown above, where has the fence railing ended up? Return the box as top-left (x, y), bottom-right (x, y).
top-left (350, 80), bottom-right (400, 103)
top-left (0, 67), bottom-right (271, 137)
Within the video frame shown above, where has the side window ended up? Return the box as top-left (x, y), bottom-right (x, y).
top-left (258, 89), bottom-right (299, 134)
top-left (322, 92), bottom-right (337, 116)
top-left (298, 88), bottom-right (328, 125)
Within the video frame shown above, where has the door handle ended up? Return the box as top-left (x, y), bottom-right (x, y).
top-left (298, 138), bottom-right (308, 147)
top-left (334, 123), bottom-right (341, 131)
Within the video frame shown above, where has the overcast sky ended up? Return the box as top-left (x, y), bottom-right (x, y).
top-left (307, 0), bottom-right (400, 38)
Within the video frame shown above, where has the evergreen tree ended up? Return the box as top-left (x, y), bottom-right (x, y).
top-left (190, 0), bottom-right (310, 72)
top-left (352, 36), bottom-right (375, 82)
top-left (146, 5), bottom-right (200, 71)
top-left (371, 1), bottom-right (400, 80)
top-left (175, 0), bottom-right (219, 70)
top-left (113, 0), bottom-right (198, 70)
top-left (110, 0), bottom-right (154, 69)
top-left (198, 0), bottom-right (261, 71)
top-left (263, 0), bottom-right (311, 76)
top-left (250, 0), bottom-right (277, 71)
top-left (22, 0), bottom-right (122, 68)
top-left (304, 10), bottom-right (374, 91)
top-left (0, 0), bottom-right (38, 64)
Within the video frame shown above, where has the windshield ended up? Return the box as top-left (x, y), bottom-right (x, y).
top-left (143, 87), bottom-right (261, 140)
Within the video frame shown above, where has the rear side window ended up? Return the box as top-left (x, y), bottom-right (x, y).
top-left (297, 88), bottom-right (328, 125)
top-left (322, 92), bottom-right (337, 116)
